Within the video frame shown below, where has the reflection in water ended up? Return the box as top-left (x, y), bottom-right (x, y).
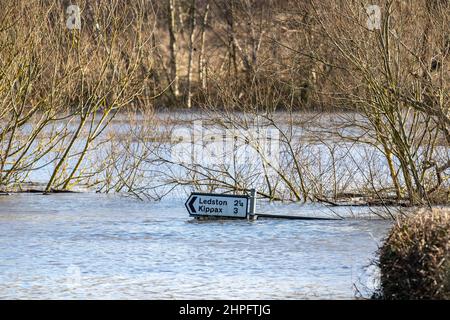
top-left (0, 193), bottom-right (391, 299)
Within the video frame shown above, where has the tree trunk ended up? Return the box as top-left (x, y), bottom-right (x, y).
top-left (168, 0), bottom-right (179, 98)
top-left (198, 2), bottom-right (209, 91)
top-left (186, 0), bottom-right (196, 108)
top-left (226, 2), bottom-right (238, 76)
top-left (381, 141), bottom-right (402, 200)
top-left (45, 113), bottom-right (88, 192)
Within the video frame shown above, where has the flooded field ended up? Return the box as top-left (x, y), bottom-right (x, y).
top-left (0, 192), bottom-right (391, 299)
top-left (1, 0), bottom-right (448, 302)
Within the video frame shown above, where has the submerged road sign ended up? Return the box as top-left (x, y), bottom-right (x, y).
top-left (185, 192), bottom-right (249, 218)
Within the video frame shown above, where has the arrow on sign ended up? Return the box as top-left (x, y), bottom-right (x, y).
top-left (187, 196), bottom-right (197, 213)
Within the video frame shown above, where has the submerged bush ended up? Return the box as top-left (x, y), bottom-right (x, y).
top-left (377, 208), bottom-right (450, 299)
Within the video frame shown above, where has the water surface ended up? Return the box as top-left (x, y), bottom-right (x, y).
top-left (0, 193), bottom-right (391, 299)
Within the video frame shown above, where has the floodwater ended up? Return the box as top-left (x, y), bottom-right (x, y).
top-left (0, 192), bottom-right (391, 299)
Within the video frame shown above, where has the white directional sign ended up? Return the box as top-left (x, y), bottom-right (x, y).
top-left (185, 193), bottom-right (250, 218)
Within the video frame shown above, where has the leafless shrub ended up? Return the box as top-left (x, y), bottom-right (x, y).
top-left (377, 208), bottom-right (450, 299)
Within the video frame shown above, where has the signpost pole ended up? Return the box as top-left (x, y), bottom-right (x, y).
top-left (249, 189), bottom-right (257, 220)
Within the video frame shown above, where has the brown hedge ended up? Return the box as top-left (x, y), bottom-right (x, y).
top-left (378, 208), bottom-right (450, 299)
